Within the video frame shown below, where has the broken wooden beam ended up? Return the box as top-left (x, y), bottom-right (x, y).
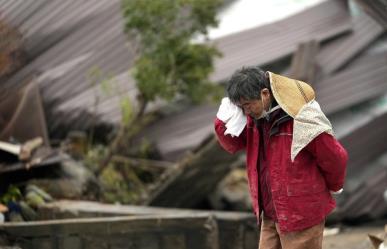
top-left (141, 135), bottom-right (239, 208)
top-left (289, 40), bottom-right (319, 84)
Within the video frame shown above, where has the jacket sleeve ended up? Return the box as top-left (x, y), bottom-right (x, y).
top-left (305, 132), bottom-right (348, 192)
top-left (214, 118), bottom-right (246, 154)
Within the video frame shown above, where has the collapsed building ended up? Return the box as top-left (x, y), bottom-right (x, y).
top-left (0, 0), bottom-right (387, 248)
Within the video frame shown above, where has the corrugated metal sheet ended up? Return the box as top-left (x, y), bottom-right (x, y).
top-left (0, 0), bottom-right (353, 138)
top-left (141, 52), bottom-right (387, 161)
top-left (316, 10), bottom-right (385, 76)
top-left (1, 0), bottom-right (134, 134)
top-left (210, 0), bottom-right (351, 81)
top-left (340, 111), bottom-right (387, 174)
top-left (136, 42), bottom-right (387, 161)
top-left (354, 0), bottom-right (387, 28)
top-left (339, 153), bottom-right (387, 220)
top-left (315, 52), bottom-right (387, 115)
top-left (328, 93), bottom-right (387, 220)
top-left (135, 104), bottom-right (218, 161)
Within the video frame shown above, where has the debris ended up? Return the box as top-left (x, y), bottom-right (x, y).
top-left (290, 40), bottom-right (319, 84)
top-left (62, 131), bottom-right (88, 160)
top-left (354, 0), bottom-right (387, 28)
top-left (367, 224), bottom-right (387, 249)
top-left (36, 200), bottom-right (258, 249)
top-left (209, 167), bottom-right (252, 211)
top-left (0, 82), bottom-right (49, 146)
top-left (323, 227), bottom-right (340, 237)
top-left (0, 204), bottom-right (8, 213)
top-left (0, 204), bottom-right (8, 223)
top-left (0, 137), bottom-right (43, 161)
top-left (142, 135), bottom-right (238, 208)
top-left (0, 19), bottom-right (25, 80)
top-left (369, 234), bottom-right (384, 249)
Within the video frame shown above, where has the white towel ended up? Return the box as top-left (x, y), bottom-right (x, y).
top-left (216, 97), bottom-right (246, 137)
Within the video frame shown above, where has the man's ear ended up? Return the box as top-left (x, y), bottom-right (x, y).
top-left (261, 88), bottom-right (270, 97)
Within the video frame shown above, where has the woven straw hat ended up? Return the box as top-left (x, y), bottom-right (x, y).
top-left (267, 71), bottom-right (315, 118)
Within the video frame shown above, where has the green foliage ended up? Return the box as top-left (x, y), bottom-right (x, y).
top-left (120, 96), bottom-right (134, 127)
top-left (84, 144), bottom-right (109, 173)
top-left (0, 185), bottom-right (22, 204)
top-left (122, 0), bottom-right (223, 104)
top-left (99, 165), bottom-right (135, 204)
top-left (99, 163), bottom-right (148, 204)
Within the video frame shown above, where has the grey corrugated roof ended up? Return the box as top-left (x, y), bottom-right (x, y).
top-left (135, 33), bottom-right (387, 161)
top-left (1, 0), bottom-right (133, 132)
top-left (339, 111), bottom-right (387, 174)
top-left (135, 104), bottom-right (218, 161)
top-left (338, 152), bottom-right (387, 221)
top-left (354, 0), bottom-right (387, 28)
top-left (315, 52), bottom-right (387, 115)
top-left (210, 0), bottom-right (351, 82)
top-left (316, 9), bottom-right (385, 76)
top-left (0, 0), bottom-right (353, 138)
top-left (143, 48), bottom-right (387, 161)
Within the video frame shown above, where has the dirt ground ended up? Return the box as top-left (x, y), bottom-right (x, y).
top-left (323, 223), bottom-right (386, 249)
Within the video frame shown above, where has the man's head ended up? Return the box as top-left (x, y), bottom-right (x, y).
top-left (227, 66), bottom-right (272, 119)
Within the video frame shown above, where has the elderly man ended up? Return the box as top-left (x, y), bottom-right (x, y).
top-left (214, 66), bottom-right (348, 249)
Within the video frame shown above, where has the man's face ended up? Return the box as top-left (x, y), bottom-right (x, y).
top-left (237, 88), bottom-right (271, 119)
top-left (238, 98), bottom-right (264, 119)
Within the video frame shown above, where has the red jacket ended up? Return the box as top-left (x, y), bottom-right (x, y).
top-left (214, 114), bottom-right (348, 232)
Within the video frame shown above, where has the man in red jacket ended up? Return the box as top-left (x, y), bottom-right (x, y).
top-left (214, 66), bottom-right (348, 249)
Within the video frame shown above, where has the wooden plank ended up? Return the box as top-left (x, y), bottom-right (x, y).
top-left (289, 40), bottom-right (319, 84)
top-left (1, 214), bottom-right (212, 235)
top-left (162, 234), bottom-right (186, 249)
top-left (0, 214), bottom-right (219, 249)
top-left (37, 200), bottom-right (259, 249)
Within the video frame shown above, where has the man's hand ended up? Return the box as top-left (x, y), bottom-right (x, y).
top-left (216, 97), bottom-right (236, 123)
top-left (330, 189), bottom-right (343, 195)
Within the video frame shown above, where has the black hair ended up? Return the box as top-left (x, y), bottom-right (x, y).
top-left (226, 66), bottom-right (270, 104)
